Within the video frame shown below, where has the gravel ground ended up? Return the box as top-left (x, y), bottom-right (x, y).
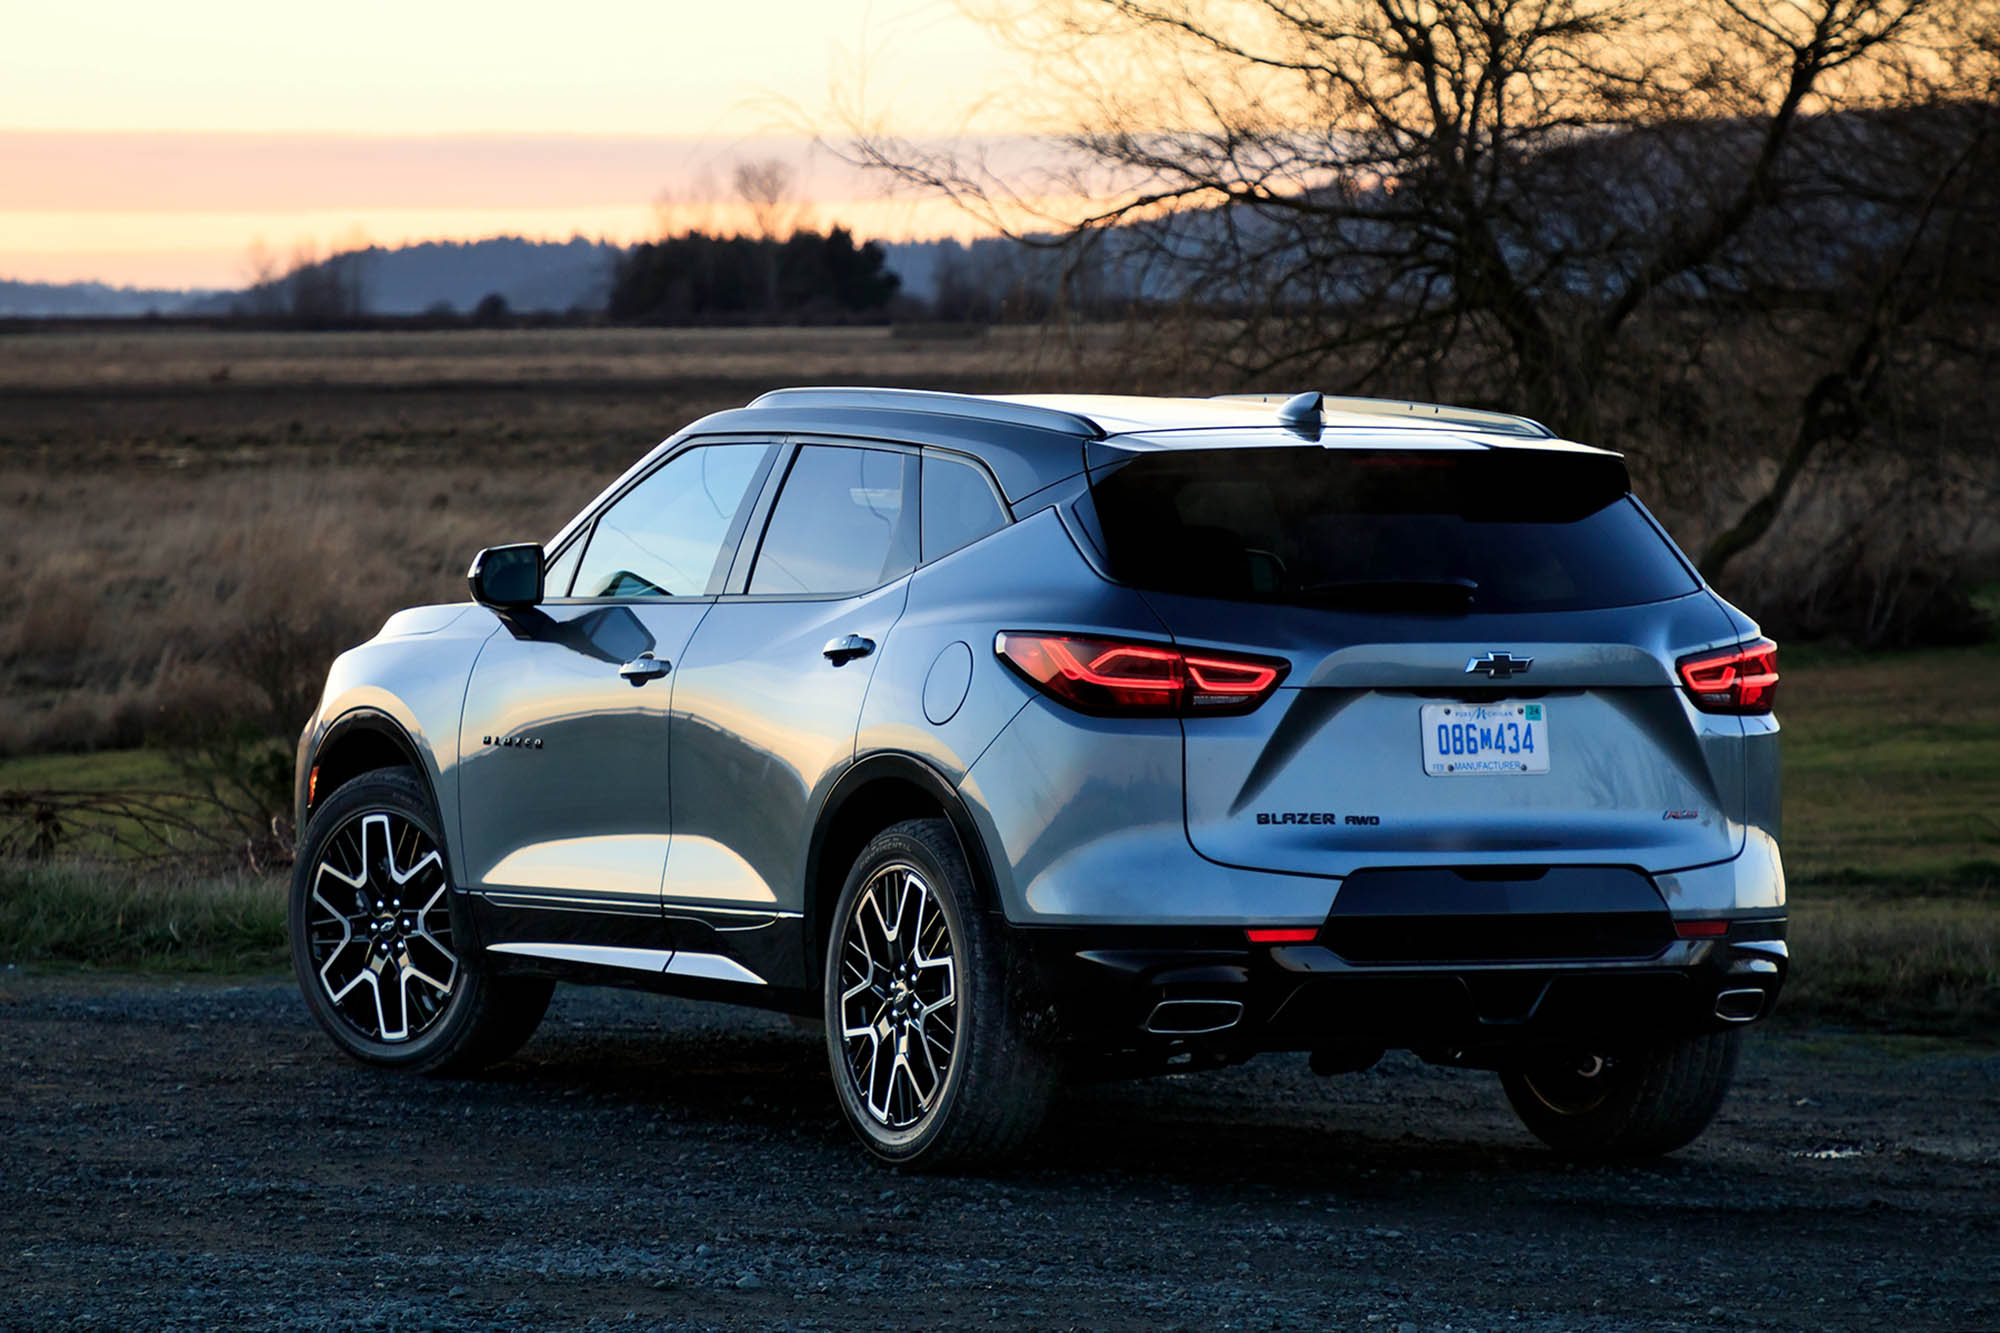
top-left (3, 973), bottom-right (1995, 1330)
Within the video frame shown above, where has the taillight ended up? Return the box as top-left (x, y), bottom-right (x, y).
top-left (1676, 638), bottom-right (1779, 714)
top-left (994, 632), bottom-right (1287, 716)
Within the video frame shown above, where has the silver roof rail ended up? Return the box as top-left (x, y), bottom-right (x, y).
top-left (748, 387), bottom-right (1105, 439)
top-left (1212, 392), bottom-right (1554, 439)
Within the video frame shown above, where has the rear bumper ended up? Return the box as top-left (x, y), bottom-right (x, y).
top-left (1018, 918), bottom-right (1789, 1059)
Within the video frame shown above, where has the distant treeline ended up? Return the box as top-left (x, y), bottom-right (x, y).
top-left (607, 227), bottom-right (900, 324)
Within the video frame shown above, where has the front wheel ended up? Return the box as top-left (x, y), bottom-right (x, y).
top-left (1500, 1030), bottom-right (1742, 1157)
top-left (824, 818), bottom-right (1053, 1171)
top-left (290, 766), bottom-right (552, 1074)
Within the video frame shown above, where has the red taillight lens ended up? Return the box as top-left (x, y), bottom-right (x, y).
top-left (1676, 638), bottom-right (1779, 714)
top-left (994, 632), bottom-right (1288, 716)
top-left (1246, 927), bottom-right (1319, 944)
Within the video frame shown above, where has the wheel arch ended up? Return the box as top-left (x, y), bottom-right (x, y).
top-left (302, 708), bottom-right (443, 842)
top-left (802, 753), bottom-right (1000, 980)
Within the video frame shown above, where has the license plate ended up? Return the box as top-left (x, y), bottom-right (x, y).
top-left (1422, 702), bottom-right (1548, 775)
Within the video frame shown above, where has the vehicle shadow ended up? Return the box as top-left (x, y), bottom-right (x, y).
top-left (439, 998), bottom-right (1710, 1192)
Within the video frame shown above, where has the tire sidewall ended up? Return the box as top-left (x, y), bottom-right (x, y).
top-left (822, 827), bottom-right (982, 1164)
top-left (290, 769), bottom-right (487, 1071)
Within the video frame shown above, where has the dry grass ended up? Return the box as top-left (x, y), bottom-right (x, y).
top-left (0, 325), bottom-right (1099, 391)
top-left (1783, 898), bottom-right (2000, 1035)
top-left (0, 462), bottom-right (579, 752)
top-left (0, 861), bottom-right (285, 971)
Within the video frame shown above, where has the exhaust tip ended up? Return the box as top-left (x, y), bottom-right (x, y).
top-left (1714, 988), bottom-right (1765, 1023)
top-left (1145, 998), bottom-right (1245, 1036)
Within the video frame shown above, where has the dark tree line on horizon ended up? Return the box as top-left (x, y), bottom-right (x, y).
top-left (605, 226), bottom-right (901, 324)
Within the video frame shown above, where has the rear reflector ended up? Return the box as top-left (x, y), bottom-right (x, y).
top-left (1246, 927), bottom-right (1319, 944)
top-left (1674, 919), bottom-right (1729, 938)
top-left (1677, 638), bottom-right (1779, 714)
top-left (995, 632), bottom-right (1287, 716)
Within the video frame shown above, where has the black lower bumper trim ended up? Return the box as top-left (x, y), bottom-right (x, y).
top-left (1016, 923), bottom-right (1788, 1054)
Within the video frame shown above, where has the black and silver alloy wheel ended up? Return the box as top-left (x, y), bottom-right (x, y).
top-left (306, 809), bottom-right (457, 1043)
top-left (823, 818), bottom-right (1053, 1170)
top-left (291, 765), bottom-right (553, 1074)
top-left (836, 862), bottom-right (959, 1130)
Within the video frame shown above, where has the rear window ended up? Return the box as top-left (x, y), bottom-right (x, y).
top-left (1087, 448), bottom-right (1697, 614)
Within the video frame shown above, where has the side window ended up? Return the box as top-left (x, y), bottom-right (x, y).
top-left (542, 533), bottom-right (585, 597)
top-left (921, 453), bottom-right (1008, 562)
top-left (573, 442), bottom-right (772, 598)
top-left (748, 445), bottom-right (918, 596)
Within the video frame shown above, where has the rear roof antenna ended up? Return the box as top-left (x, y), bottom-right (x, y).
top-left (1276, 391), bottom-right (1323, 430)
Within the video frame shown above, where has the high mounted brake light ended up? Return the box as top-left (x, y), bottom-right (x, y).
top-left (994, 632), bottom-right (1287, 717)
top-left (1676, 638), bottom-right (1779, 715)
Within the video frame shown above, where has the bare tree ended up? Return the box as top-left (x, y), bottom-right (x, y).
top-left (733, 157), bottom-right (803, 241)
top-left (733, 157), bottom-right (806, 314)
top-left (847, 0), bottom-right (2000, 607)
top-left (1701, 108), bottom-right (2000, 581)
top-left (240, 238), bottom-right (284, 316)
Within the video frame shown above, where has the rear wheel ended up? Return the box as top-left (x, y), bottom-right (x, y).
top-left (290, 766), bottom-right (552, 1074)
top-left (1500, 1030), bottom-right (1741, 1157)
top-left (824, 818), bottom-right (1053, 1171)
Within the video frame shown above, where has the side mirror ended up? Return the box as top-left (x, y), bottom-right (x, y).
top-left (467, 543), bottom-right (545, 609)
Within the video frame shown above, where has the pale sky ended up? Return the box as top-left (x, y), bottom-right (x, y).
top-left (0, 0), bottom-right (1041, 287)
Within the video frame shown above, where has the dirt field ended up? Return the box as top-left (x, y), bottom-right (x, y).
top-left (3, 973), bottom-right (1995, 1330)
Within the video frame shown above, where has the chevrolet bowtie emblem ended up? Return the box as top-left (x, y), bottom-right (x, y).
top-left (1466, 651), bottom-right (1533, 678)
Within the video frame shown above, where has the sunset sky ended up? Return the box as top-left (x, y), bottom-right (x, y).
top-left (1, 0), bottom-right (1037, 288)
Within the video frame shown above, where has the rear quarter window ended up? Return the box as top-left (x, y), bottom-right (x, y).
top-left (1087, 447), bottom-right (1698, 614)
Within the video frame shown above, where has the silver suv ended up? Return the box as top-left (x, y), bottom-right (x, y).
top-left (290, 388), bottom-right (1786, 1169)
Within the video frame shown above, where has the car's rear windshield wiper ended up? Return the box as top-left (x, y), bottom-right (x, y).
top-left (1286, 578), bottom-right (1479, 613)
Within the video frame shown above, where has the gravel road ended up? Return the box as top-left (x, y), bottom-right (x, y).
top-left (3, 973), bottom-right (1995, 1330)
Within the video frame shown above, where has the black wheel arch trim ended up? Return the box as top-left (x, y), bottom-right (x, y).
top-left (300, 708), bottom-right (450, 870)
top-left (802, 752), bottom-right (1001, 979)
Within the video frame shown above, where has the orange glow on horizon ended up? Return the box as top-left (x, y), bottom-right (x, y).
top-left (1, 0), bottom-right (1053, 288)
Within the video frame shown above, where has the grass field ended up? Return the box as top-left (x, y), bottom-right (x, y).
top-left (1781, 640), bottom-right (2000, 890)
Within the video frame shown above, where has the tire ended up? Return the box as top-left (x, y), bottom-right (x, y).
top-left (1500, 1030), bottom-right (1742, 1157)
top-left (290, 766), bottom-right (552, 1075)
top-left (823, 818), bottom-right (1054, 1171)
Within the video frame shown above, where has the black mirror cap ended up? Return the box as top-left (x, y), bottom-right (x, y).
top-left (467, 543), bottom-right (545, 609)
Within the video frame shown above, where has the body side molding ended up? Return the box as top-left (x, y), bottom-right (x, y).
top-left (486, 941), bottom-right (768, 985)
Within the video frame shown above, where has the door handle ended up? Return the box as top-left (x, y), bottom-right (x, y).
top-left (821, 634), bottom-right (876, 665)
top-left (618, 653), bottom-right (670, 685)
